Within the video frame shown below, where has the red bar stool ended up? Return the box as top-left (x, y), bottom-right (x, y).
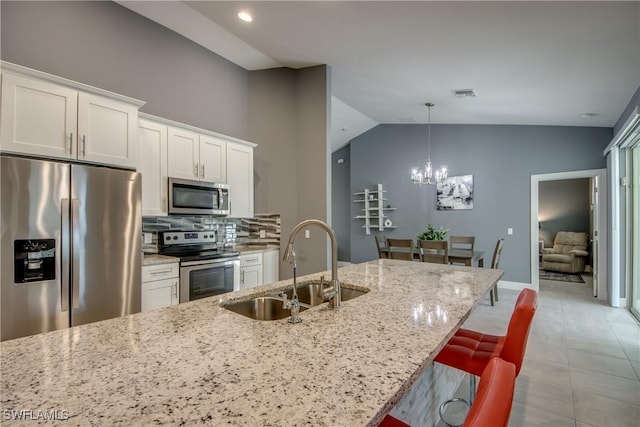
top-left (379, 415), bottom-right (410, 427)
top-left (379, 357), bottom-right (516, 427)
top-left (435, 288), bottom-right (537, 420)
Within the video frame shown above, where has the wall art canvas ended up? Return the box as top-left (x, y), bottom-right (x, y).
top-left (436, 175), bottom-right (474, 210)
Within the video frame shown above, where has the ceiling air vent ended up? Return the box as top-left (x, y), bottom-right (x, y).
top-left (453, 89), bottom-right (476, 98)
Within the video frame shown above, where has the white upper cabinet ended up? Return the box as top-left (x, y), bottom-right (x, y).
top-left (138, 119), bottom-right (168, 216)
top-left (167, 127), bottom-right (227, 183)
top-left (0, 63), bottom-right (144, 169)
top-left (167, 126), bottom-right (200, 180)
top-left (227, 142), bottom-right (254, 218)
top-left (136, 114), bottom-right (255, 219)
top-left (199, 134), bottom-right (227, 183)
top-left (77, 92), bottom-right (138, 168)
top-left (0, 73), bottom-right (77, 160)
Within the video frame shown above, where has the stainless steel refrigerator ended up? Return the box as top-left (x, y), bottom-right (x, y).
top-left (1, 155), bottom-right (141, 341)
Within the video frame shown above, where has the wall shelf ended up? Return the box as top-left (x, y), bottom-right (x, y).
top-left (353, 183), bottom-right (396, 235)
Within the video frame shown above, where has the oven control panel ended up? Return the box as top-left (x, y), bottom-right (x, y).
top-left (161, 231), bottom-right (217, 245)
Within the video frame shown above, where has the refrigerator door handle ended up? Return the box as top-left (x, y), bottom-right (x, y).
top-left (61, 199), bottom-right (70, 312)
top-left (71, 199), bottom-right (81, 310)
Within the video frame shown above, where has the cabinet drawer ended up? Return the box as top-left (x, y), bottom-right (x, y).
top-left (240, 252), bottom-right (263, 267)
top-left (142, 263), bottom-right (179, 282)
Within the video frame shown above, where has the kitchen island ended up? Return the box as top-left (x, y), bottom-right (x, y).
top-left (1, 259), bottom-right (502, 426)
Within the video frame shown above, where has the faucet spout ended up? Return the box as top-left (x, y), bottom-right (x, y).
top-left (283, 219), bottom-right (340, 309)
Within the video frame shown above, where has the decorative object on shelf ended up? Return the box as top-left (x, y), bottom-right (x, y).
top-left (410, 102), bottom-right (448, 186)
top-left (354, 183), bottom-right (397, 235)
top-left (436, 174), bottom-right (474, 210)
top-left (417, 223), bottom-right (449, 241)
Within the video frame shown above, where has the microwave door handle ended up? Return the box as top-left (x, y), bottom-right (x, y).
top-left (60, 199), bottom-right (70, 312)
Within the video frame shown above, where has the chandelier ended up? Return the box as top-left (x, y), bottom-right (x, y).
top-left (410, 102), bottom-right (448, 186)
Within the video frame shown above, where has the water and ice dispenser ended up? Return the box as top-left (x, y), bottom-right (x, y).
top-left (14, 239), bottom-right (56, 283)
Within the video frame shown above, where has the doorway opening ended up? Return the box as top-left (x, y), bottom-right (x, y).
top-left (530, 169), bottom-right (607, 300)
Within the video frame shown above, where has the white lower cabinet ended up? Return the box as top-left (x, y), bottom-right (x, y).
top-left (141, 263), bottom-right (179, 311)
top-left (263, 249), bottom-right (280, 284)
top-left (239, 253), bottom-right (263, 290)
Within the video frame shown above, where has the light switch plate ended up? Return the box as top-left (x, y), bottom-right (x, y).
top-left (259, 230), bottom-right (266, 238)
top-left (143, 233), bottom-right (152, 244)
top-left (305, 230), bottom-right (311, 239)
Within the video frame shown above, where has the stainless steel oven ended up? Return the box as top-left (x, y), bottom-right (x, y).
top-left (157, 231), bottom-right (240, 303)
top-left (179, 257), bottom-right (240, 303)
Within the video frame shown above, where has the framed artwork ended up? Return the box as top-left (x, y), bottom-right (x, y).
top-left (436, 175), bottom-right (474, 210)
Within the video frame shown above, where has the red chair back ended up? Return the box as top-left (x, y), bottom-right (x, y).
top-left (463, 357), bottom-right (516, 427)
top-left (499, 288), bottom-right (537, 375)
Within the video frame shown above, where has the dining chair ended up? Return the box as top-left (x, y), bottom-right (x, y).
top-left (435, 288), bottom-right (537, 405)
top-left (450, 235), bottom-right (475, 251)
top-left (386, 238), bottom-right (414, 261)
top-left (489, 239), bottom-right (505, 305)
top-left (380, 357), bottom-right (517, 427)
top-left (417, 239), bottom-right (449, 264)
top-left (374, 235), bottom-right (388, 259)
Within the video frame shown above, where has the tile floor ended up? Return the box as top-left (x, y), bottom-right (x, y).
top-left (441, 275), bottom-right (640, 427)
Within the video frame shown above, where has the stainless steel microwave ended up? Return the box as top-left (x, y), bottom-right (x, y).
top-left (168, 177), bottom-right (230, 216)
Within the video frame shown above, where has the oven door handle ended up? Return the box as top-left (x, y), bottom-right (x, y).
top-left (181, 258), bottom-right (240, 268)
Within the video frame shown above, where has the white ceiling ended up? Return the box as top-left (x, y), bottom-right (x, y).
top-left (118, 1), bottom-right (640, 151)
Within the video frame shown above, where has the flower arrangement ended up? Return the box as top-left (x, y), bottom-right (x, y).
top-left (417, 224), bottom-right (449, 241)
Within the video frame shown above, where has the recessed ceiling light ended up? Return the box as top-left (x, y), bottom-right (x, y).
top-left (580, 112), bottom-right (599, 118)
top-left (238, 11), bottom-right (253, 22)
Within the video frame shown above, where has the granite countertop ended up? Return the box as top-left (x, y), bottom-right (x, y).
top-left (0, 260), bottom-right (502, 426)
top-left (142, 254), bottom-right (180, 266)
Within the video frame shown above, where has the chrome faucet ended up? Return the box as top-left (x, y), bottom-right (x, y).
top-left (283, 219), bottom-right (341, 309)
top-left (279, 245), bottom-right (302, 324)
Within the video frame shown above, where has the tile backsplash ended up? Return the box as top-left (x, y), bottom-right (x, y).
top-left (142, 214), bottom-right (280, 253)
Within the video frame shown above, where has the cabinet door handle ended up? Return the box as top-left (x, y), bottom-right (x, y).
top-left (172, 282), bottom-right (178, 300)
top-left (69, 132), bottom-right (74, 155)
top-left (150, 269), bottom-right (173, 275)
top-left (194, 163), bottom-right (199, 178)
top-left (82, 135), bottom-right (86, 156)
top-left (241, 270), bottom-right (244, 284)
top-left (201, 164), bottom-right (205, 178)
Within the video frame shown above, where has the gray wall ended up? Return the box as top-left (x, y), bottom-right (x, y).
top-left (1, 1), bottom-right (248, 139)
top-left (538, 179), bottom-right (591, 249)
top-left (248, 66), bottom-right (331, 278)
top-left (348, 124), bottom-right (611, 283)
top-left (332, 145), bottom-right (351, 261)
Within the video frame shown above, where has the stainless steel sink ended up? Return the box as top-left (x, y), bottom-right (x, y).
top-left (223, 296), bottom-right (310, 321)
top-left (281, 280), bottom-right (369, 306)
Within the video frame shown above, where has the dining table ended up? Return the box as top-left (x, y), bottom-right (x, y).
top-left (381, 246), bottom-right (485, 268)
top-left (448, 249), bottom-right (485, 267)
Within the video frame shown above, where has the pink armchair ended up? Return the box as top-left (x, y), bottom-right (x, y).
top-left (541, 231), bottom-right (589, 274)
